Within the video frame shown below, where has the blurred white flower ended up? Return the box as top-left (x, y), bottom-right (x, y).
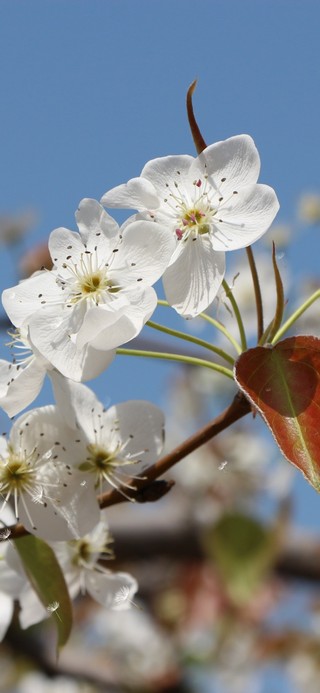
top-left (92, 604), bottom-right (177, 686)
top-left (13, 672), bottom-right (93, 693)
top-left (298, 192), bottom-right (320, 224)
top-left (287, 652), bottom-right (320, 693)
top-left (0, 209), bottom-right (37, 246)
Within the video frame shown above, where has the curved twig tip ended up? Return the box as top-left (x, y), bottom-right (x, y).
top-left (186, 79), bottom-right (207, 155)
top-left (187, 79), bottom-right (198, 97)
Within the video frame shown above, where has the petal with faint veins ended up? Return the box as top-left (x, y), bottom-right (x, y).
top-left (141, 154), bottom-right (195, 194)
top-left (113, 220), bottom-right (175, 286)
top-left (210, 184), bottom-right (280, 251)
top-left (88, 287), bottom-right (157, 351)
top-left (2, 272), bottom-right (61, 327)
top-left (28, 303), bottom-right (97, 380)
top-left (86, 569), bottom-right (138, 609)
top-left (75, 198), bottom-right (119, 247)
top-left (0, 357), bottom-right (47, 418)
top-left (191, 134), bottom-right (261, 193)
top-left (103, 400), bottom-right (165, 467)
top-left (163, 236), bottom-right (225, 317)
top-left (101, 176), bottom-right (160, 210)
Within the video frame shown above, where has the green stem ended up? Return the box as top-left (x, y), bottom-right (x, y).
top-left (157, 299), bottom-right (242, 355)
top-left (116, 348), bottom-right (235, 379)
top-left (261, 242), bottom-right (285, 345)
top-left (271, 288), bottom-right (320, 344)
top-left (147, 320), bottom-right (235, 365)
top-left (222, 279), bottom-right (247, 352)
top-left (246, 246), bottom-right (264, 341)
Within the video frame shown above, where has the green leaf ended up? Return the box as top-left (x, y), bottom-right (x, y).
top-left (234, 336), bottom-right (320, 491)
top-left (15, 534), bottom-right (73, 653)
top-left (202, 512), bottom-right (273, 606)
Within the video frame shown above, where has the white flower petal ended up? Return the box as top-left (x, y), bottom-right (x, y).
top-left (103, 400), bottom-right (164, 467)
top-left (51, 379), bottom-right (104, 435)
top-left (49, 364), bottom-right (113, 432)
top-left (141, 154), bottom-right (195, 193)
top-left (80, 344), bottom-right (116, 381)
top-left (163, 236), bottom-right (226, 317)
top-left (2, 272), bottom-right (60, 327)
top-left (86, 569), bottom-right (138, 609)
top-left (0, 357), bottom-right (47, 418)
top-left (9, 405), bottom-right (56, 450)
top-left (18, 467), bottom-right (100, 541)
top-left (75, 198), bottom-right (119, 247)
top-left (0, 593), bottom-right (13, 640)
top-left (49, 228), bottom-right (85, 271)
top-left (210, 183), bottom-right (280, 251)
top-left (28, 306), bottom-right (107, 381)
top-left (18, 585), bottom-right (48, 630)
top-left (101, 177), bottom-right (160, 210)
top-left (192, 134), bottom-right (261, 194)
top-left (114, 220), bottom-right (175, 285)
top-left (0, 360), bottom-right (21, 398)
top-left (89, 287), bottom-right (157, 350)
top-left (75, 300), bottom-right (129, 349)
top-left (50, 219), bottom-right (119, 277)
top-left (0, 545), bottom-right (26, 598)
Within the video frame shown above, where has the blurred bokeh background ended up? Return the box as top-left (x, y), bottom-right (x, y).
top-left (1, 1), bottom-right (320, 691)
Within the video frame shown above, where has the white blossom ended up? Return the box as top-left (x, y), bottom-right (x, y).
top-left (2, 198), bottom-right (174, 380)
top-left (52, 379), bottom-right (165, 496)
top-left (0, 406), bottom-right (100, 540)
top-left (102, 135), bottom-right (279, 317)
top-left (52, 519), bottom-right (138, 610)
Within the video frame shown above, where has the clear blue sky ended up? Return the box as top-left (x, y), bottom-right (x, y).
top-left (0, 0), bottom-right (320, 500)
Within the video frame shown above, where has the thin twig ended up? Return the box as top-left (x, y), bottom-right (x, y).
top-left (99, 392), bottom-right (251, 509)
top-left (3, 393), bottom-right (251, 541)
top-left (186, 80), bottom-right (207, 154)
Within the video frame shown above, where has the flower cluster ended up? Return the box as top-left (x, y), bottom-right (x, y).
top-left (0, 379), bottom-right (164, 639)
top-left (0, 133), bottom-right (278, 642)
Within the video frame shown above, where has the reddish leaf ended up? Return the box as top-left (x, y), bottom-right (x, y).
top-left (234, 336), bottom-right (320, 490)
